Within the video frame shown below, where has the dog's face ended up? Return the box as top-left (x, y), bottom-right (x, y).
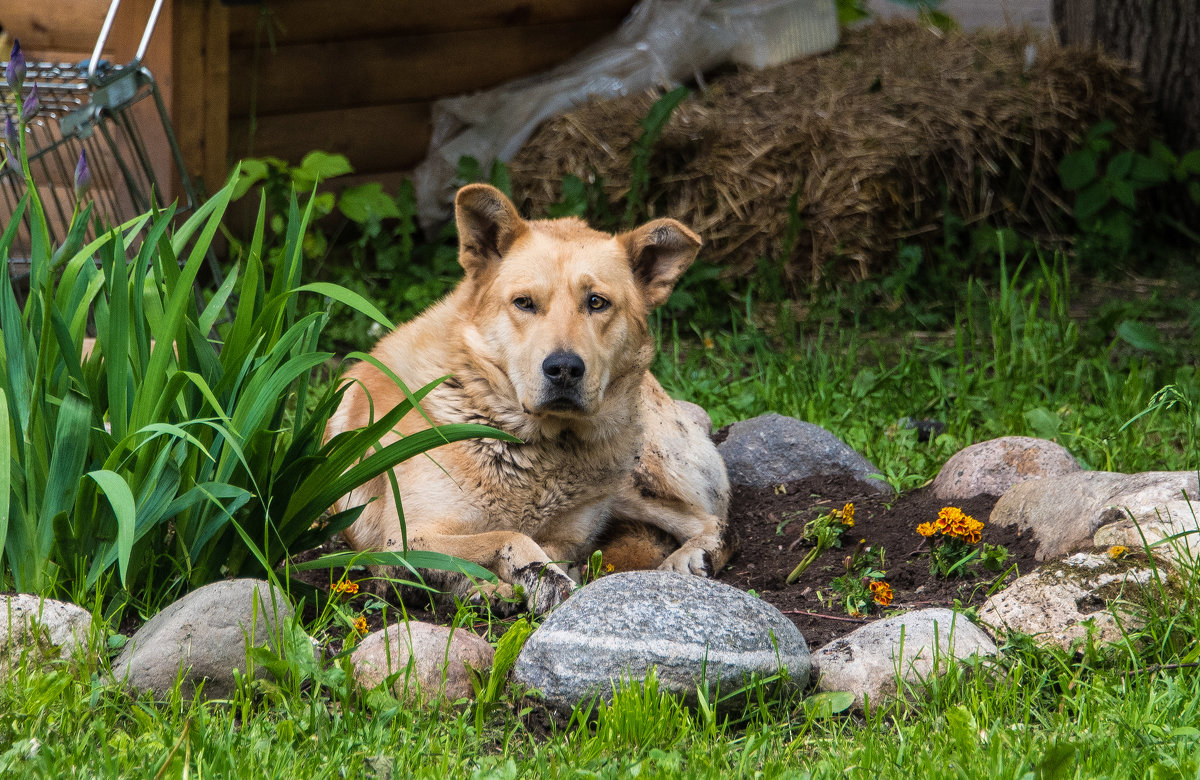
top-left (453, 185), bottom-right (701, 424)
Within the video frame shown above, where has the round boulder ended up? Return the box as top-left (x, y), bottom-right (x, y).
top-left (813, 608), bottom-right (997, 711)
top-left (978, 551), bottom-right (1160, 650)
top-left (1, 594), bottom-right (94, 673)
top-left (931, 436), bottom-right (1080, 500)
top-left (513, 571), bottom-right (811, 712)
top-left (990, 471), bottom-right (1200, 560)
top-left (717, 413), bottom-right (892, 495)
top-left (351, 621), bottom-right (494, 703)
top-left (113, 578), bottom-right (295, 699)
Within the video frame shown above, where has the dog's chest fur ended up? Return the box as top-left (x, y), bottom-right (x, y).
top-left (435, 378), bottom-right (641, 539)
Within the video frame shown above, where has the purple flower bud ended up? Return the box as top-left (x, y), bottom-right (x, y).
top-left (74, 150), bottom-right (91, 200)
top-left (4, 115), bottom-right (19, 174)
top-left (21, 83), bottom-right (39, 120)
top-left (6, 39), bottom-right (24, 91)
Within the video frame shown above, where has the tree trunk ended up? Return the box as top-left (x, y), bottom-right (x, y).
top-left (1053, 0), bottom-right (1199, 155)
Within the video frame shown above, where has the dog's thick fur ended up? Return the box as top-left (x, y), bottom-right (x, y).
top-left (326, 184), bottom-right (733, 613)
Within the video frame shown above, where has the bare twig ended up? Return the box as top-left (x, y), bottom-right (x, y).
top-left (780, 610), bottom-right (871, 623)
top-left (1123, 662), bottom-right (1200, 676)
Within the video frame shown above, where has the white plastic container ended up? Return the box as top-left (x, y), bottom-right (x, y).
top-left (706, 0), bottom-right (841, 69)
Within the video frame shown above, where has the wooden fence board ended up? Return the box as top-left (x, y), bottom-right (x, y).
top-left (227, 0), bottom-right (635, 47)
top-left (228, 102), bottom-right (431, 173)
top-left (228, 19), bottom-right (623, 116)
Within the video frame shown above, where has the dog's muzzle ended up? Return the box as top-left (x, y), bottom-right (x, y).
top-left (538, 350), bottom-right (586, 411)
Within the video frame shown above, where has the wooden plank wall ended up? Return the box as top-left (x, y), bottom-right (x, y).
top-left (4, 0), bottom-right (635, 203)
top-left (225, 0), bottom-right (636, 187)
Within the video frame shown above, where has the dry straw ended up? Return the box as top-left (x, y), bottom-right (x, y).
top-left (510, 21), bottom-right (1149, 292)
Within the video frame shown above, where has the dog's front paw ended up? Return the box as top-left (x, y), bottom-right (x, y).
top-left (513, 562), bottom-right (576, 615)
top-left (659, 546), bottom-right (713, 577)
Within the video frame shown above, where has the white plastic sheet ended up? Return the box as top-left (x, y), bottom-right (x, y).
top-left (413, 0), bottom-right (734, 229)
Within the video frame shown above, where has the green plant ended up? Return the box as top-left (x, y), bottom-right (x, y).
top-left (1058, 121), bottom-right (1200, 264)
top-left (785, 502), bottom-right (855, 583)
top-left (1, 46), bottom-right (511, 604)
top-left (829, 538), bottom-right (890, 616)
top-left (623, 86), bottom-right (689, 228)
top-left (918, 507), bottom-right (987, 578)
top-left (470, 616), bottom-right (532, 732)
top-left (980, 542), bottom-right (1012, 573)
top-left (229, 152), bottom-right (463, 350)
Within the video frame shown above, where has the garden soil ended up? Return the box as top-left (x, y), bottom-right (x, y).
top-left (297, 471), bottom-right (1037, 653)
top-left (712, 472), bottom-right (1037, 649)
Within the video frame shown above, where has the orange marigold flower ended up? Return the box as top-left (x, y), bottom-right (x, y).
top-left (869, 580), bottom-right (894, 606)
top-left (960, 516), bottom-right (984, 544)
top-left (332, 579), bottom-right (359, 596)
top-left (916, 522), bottom-right (938, 537)
top-left (937, 506), bottom-right (966, 533)
top-left (837, 502), bottom-right (856, 527)
top-left (1108, 545), bottom-right (1128, 559)
top-left (353, 615), bottom-right (368, 634)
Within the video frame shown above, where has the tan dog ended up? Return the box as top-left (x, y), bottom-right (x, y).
top-left (326, 184), bottom-right (732, 613)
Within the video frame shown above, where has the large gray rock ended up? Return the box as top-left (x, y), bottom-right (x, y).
top-left (978, 552), bottom-right (1160, 650)
top-left (931, 436), bottom-right (1080, 500)
top-left (717, 413), bottom-right (892, 495)
top-left (1094, 500), bottom-right (1200, 561)
top-left (989, 471), bottom-right (1200, 560)
top-left (1, 595), bottom-right (94, 673)
top-left (113, 579), bottom-right (295, 699)
top-left (813, 608), bottom-right (996, 711)
top-left (351, 621), bottom-right (494, 703)
top-left (514, 571), bottom-right (811, 711)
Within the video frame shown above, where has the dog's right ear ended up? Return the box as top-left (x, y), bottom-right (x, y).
top-left (455, 184), bottom-right (528, 277)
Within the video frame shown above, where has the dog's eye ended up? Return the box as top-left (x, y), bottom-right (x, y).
top-left (513, 296), bottom-right (535, 312)
top-left (587, 294), bottom-right (610, 312)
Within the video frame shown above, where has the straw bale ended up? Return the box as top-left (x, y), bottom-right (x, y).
top-left (508, 20), bottom-right (1149, 289)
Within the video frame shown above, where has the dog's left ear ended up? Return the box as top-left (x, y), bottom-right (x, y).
top-left (619, 219), bottom-right (702, 309)
top-left (455, 184), bottom-right (528, 277)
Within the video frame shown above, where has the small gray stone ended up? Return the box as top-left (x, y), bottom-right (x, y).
top-left (514, 571), bottom-right (810, 711)
top-left (113, 579), bottom-right (295, 699)
top-left (931, 436), bottom-right (1080, 500)
top-left (990, 471), bottom-right (1200, 560)
top-left (1, 595), bottom-right (94, 673)
top-left (351, 621), bottom-right (494, 703)
top-left (813, 608), bottom-right (996, 711)
top-left (978, 552), bottom-right (1159, 650)
top-left (1093, 500), bottom-right (1200, 561)
top-left (717, 413), bottom-right (892, 495)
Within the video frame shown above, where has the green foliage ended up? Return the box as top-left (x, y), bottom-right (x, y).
top-left (624, 86), bottom-right (689, 228)
top-left (980, 542), bottom-right (1012, 573)
top-left (231, 152), bottom-right (464, 350)
top-left (1059, 121), bottom-right (1200, 266)
top-left (785, 502), bottom-right (855, 583)
top-left (1, 138), bottom-right (512, 606)
top-left (829, 539), bottom-right (888, 616)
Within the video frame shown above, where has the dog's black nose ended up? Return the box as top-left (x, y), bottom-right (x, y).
top-left (542, 351), bottom-right (585, 386)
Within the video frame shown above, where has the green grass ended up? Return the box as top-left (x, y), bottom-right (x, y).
top-left (6, 594), bottom-right (1200, 778)
top-left (655, 252), bottom-right (1199, 492)
top-left (5, 244), bottom-right (1200, 778)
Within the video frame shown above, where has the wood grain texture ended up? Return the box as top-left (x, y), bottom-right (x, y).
top-left (228, 18), bottom-right (625, 116)
top-left (226, 0), bottom-right (635, 47)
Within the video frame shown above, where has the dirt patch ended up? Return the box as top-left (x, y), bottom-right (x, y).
top-left (715, 472), bottom-right (1039, 649)
top-left (289, 473), bottom-right (1037, 653)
